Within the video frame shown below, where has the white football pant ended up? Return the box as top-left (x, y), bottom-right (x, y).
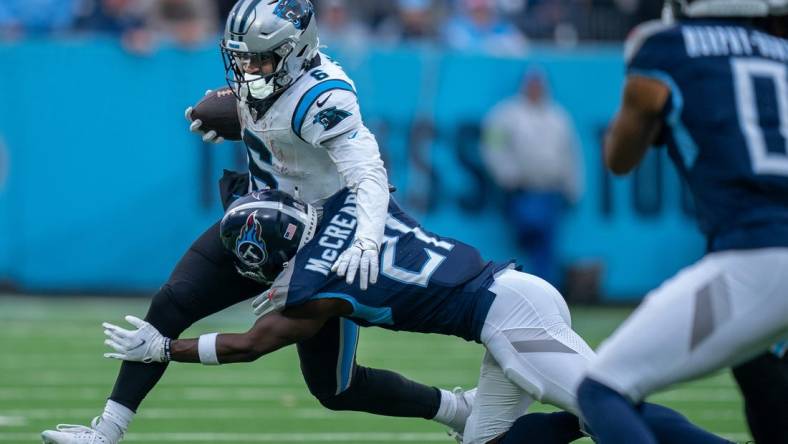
top-left (463, 270), bottom-right (596, 444)
top-left (587, 248), bottom-right (788, 403)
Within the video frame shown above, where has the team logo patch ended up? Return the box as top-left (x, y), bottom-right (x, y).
top-left (236, 211), bottom-right (268, 267)
top-left (313, 107), bottom-right (352, 130)
top-left (273, 0), bottom-right (313, 31)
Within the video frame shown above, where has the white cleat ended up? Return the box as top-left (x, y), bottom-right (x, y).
top-left (41, 417), bottom-right (116, 444)
top-left (446, 386), bottom-right (477, 443)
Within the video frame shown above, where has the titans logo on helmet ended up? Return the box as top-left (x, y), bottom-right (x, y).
top-left (314, 107), bottom-right (352, 130)
top-left (236, 211), bottom-right (268, 267)
top-left (273, 0), bottom-right (313, 31)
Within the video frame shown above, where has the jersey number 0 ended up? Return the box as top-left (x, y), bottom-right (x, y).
top-left (732, 58), bottom-right (788, 177)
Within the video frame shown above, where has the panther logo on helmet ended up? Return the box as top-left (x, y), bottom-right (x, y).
top-left (235, 211), bottom-right (268, 267)
top-left (273, 0), bottom-right (313, 31)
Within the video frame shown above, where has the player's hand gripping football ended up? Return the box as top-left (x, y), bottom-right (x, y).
top-left (102, 316), bottom-right (170, 363)
top-left (185, 90), bottom-right (225, 144)
top-left (332, 238), bottom-right (380, 290)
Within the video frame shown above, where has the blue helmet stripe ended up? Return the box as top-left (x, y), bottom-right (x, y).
top-left (228, 0), bottom-right (245, 34)
top-left (236, 0), bottom-right (265, 35)
top-left (291, 80), bottom-right (356, 141)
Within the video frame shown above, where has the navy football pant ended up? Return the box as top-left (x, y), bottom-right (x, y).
top-left (108, 220), bottom-right (440, 418)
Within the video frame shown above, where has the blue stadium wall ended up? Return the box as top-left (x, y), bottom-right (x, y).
top-left (0, 40), bottom-right (704, 299)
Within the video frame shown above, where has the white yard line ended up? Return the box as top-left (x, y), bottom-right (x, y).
top-left (0, 416), bottom-right (26, 427)
top-left (1, 407), bottom-right (335, 420)
top-left (2, 432), bottom-right (454, 442)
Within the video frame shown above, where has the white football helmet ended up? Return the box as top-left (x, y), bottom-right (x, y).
top-left (221, 0), bottom-right (319, 105)
top-left (769, 0), bottom-right (788, 15)
top-left (665, 0), bottom-right (772, 18)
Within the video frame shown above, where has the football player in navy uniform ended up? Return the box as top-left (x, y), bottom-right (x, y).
top-left (41, 1), bottom-right (476, 443)
top-left (101, 189), bottom-right (732, 444)
top-left (576, 1), bottom-right (788, 443)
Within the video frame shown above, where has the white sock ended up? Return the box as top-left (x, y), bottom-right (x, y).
top-left (431, 389), bottom-right (458, 426)
top-left (95, 400), bottom-right (134, 442)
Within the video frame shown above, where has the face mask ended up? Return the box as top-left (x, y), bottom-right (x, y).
top-left (245, 73), bottom-right (276, 100)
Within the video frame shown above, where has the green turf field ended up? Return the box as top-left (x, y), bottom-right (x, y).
top-left (0, 296), bottom-right (750, 443)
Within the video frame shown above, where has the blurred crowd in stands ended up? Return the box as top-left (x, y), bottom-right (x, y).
top-left (0, 0), bottom-right (662, 52)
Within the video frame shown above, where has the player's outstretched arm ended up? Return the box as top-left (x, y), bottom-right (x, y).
top-left (102, 300), bottom-right (344, 365)
top-left (168, 311), bottom-right (328, 364)
top-left (605, 75), bottom-right (669, 175)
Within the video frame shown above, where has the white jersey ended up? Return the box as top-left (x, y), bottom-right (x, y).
top-left (235, 53), bottom-right (390, 249)
top-left (237, 53), bottom-right (371, 205)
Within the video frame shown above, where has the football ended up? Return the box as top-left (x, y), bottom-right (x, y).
top-left (190, 87), bottom-right (242, 141)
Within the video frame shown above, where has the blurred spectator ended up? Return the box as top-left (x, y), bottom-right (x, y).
top-left (444, 0), bottom-right (526, 54)
top-left (147, 0), bottom-right (218, 46)
top-left (378, 0), bottom-right (442, 43)
top-left (0, 0), bottom-right (80, 38)
top-left (520, 0), bottom-right (576, 42)
top-left (74, 0), bottom-right (216, 52)
top-left (318, 0), bottom-right (370, 49)
top-left (74, 0), bottom-right (148, 35)
top-left (73, 0), bottom-right (151, 52)
top-left (481, 67), bottom-right (582, 284)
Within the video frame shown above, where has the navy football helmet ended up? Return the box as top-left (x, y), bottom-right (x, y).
top-left (220, 190), bottom-right (318, 284)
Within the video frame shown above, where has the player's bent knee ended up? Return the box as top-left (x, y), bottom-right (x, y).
top-left (313, 390), bottom-right (354, 411)
top-left (145, 283), bottom-right (198, 338)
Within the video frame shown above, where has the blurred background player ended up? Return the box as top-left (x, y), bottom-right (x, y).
top-left (481, 67), bottom-right (583, 285)
top-left (577, 1), bottom-right (788, 443)
top-left (41, 1), bottom-right (476, 443)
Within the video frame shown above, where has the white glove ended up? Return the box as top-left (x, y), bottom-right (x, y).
top-left (331, 239), bottom-right (380, 290)
top-left (185, 89), bottom-right (225, 144)
top-left (103, 315), bottom-right (170, 363)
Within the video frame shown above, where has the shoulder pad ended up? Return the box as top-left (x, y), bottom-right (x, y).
top-left (292, 81), bottom-right (358, 143)
top-left (625, 20), bottom-right (676, 65)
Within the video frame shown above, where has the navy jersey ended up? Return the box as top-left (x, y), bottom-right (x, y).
top-left (265, 190), bottom-right (510, 343)
top-left (627, 20), bottom-right (788, 251)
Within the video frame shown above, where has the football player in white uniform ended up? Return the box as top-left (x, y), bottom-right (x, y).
top-left (41, 1), bottom-right (475, 443)
top-left (217, 0), bottom-right (387, 288)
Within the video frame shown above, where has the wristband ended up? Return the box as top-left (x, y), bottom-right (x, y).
top-left (198, 333), bottom-right (220, 365)
top-left (163, 338), bottom-right (172, 363)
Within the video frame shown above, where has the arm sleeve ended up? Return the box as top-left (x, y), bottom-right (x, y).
top-left (300, 89), bottom-right (389, 249)
top-left (323, 125), bottom-right (389, 249)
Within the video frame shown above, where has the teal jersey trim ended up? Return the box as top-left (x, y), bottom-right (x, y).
top-left (628, 68), bottom-right (700, 169)
top-left (337, 318), bottom-right (359, 394)
top-left (291, 79), bottom-right (355, 141)
top-left (312, 292), bottom-right (394, 325)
